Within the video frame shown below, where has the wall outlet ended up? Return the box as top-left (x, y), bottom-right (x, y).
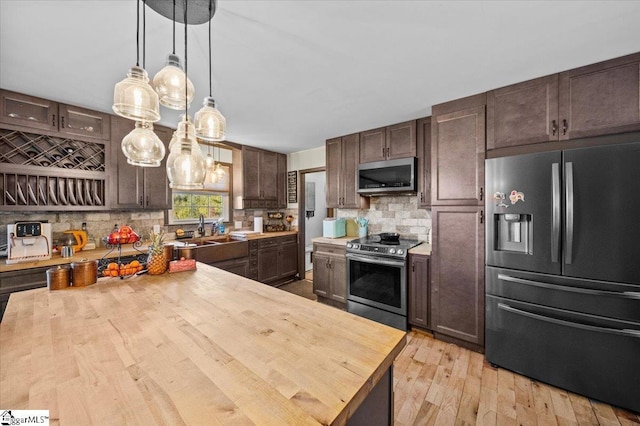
top-left (153, 224), bottom-right (161, 234)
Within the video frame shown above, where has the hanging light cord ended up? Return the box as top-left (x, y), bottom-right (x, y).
top-left (208, 0), bottom-right (213, 97)
top-left (142, 0), bottom-right (146, 68)
top-left (172, 0), bottom-right (176, 55)
top-left (135, 0), bottom-right (140, 66)
top-left (184, 0), bottom-right (188, 117)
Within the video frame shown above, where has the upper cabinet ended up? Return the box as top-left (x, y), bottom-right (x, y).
top-left (326, 133), bottom-right (369, 209)
top-left (233, 146), bottom-right (284, 210)
top-left (0, 90), bottom-right (110, 141)
top-left (276, 153), bottom-right (287, 209)
top-left (487, 52), bottom-right (640, 151)
top-left (431, 94), bottom-right (486, 206)
top-left (359, 120), bottom-right (417, 163)
top-left (109, 115), bottom-right (172, 210)
top-left (416, 117), bottom-right (431, 208)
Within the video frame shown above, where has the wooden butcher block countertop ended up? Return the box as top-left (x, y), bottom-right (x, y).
top-left (0, 262), bottom-right (406, 425)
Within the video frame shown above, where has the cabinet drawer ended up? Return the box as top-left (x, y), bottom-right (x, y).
top-left (258, 238), bottom-right (279, 249)
top-left (0, 266), bottom-right (49, 293)
top-left (279, 235), bottom-right (297, 245)
top-left (313, 243), bottom-right (346, 255)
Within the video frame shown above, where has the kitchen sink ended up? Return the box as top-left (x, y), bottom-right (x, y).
top-left (191, 238), bottom-right (249, 263)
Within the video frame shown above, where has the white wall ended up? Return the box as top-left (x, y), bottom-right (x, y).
top-left (304, 171), bottom-right (326, 247)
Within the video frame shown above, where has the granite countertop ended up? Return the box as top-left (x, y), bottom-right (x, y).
top-left (0, 263), bottom-right (406, 424)
top-left (0, 231), bottom-right (299, 273)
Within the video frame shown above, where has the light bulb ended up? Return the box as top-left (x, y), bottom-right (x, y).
top-left (152, 54), bottom-right (195, 110)
top-left (194, 96), bottom-right (226, 141)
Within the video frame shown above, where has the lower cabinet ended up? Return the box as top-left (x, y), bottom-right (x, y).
top-left (0, 265), bottom-right (49, 321)
top-left (211, 258), bottom-right (249, 277)
top-left (258, 235), bottom-right (298, 285)
top-left (313, 242), bottom-right (347, 307)
top-left (431, 206), bottom-right (485, 351)
top-left (408, 254), bottom-right (430, 329)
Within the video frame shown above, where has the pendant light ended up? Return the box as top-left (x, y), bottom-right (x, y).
top-left (204, 144), bottom-right (219, 184)
top-left (166, 1), bottom-right (205, 190)
top-left (112, 0), bottom-right (160, 122)
top-left (152, 0), bottom-right (194, 110)
top-left (194, 0), bottom-right (226, 141)
top-left (121, 0), bottom-right (165, 167)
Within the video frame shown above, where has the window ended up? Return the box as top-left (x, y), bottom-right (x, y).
top-left (168, 163), bottom-right (231, 224)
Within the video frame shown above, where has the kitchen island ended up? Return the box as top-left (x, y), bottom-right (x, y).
top-left (0, 263), bottom-right (406, 425)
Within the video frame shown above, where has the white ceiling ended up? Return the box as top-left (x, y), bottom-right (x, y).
top-left (1, 1), bottom-right (640, 154)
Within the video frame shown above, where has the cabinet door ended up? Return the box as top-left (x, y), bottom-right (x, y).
top-left (432, 99), bottom-right (485, 206)
top-left (417, 117), bottom-right (431, 208)
top-left (277, 153), bottom-right (287, 208)
top-left (329, 255), bottom-right (347, 303)
top-left (431, 206), bottom-right (484, 346)
top-left (386, 120), bottom-right (416, 160)
top-left (559, 52), bottom-right (640, 140)
top-left (487, 74), bottom-right (559, 150)
top-left (58, 104), bottom-right (111, 140)
top-left (260, 150), bottom-right (278, 200)
top-left (143, 124), bottom-right (172, 209)
top-left (279, 241), bottom-right (298, 279)
top-left (340, 133), bottom-right (361, 208)
top-left (109, 116), bottom-right (143, 209)
top-left (0, 90), bottom-right (57, 132)
top-left (243, 147), bottom-right (261, 199)
top-left (408, 254), bottom-right (430, 328)
top-left (359, 127), bottom-right (386, 163)
top-left (313, 252), bottom-right (331, 298)
top-left (258, 246), bottom-right (280, 284)
top-left (325, 138), bottom-right (342, 208)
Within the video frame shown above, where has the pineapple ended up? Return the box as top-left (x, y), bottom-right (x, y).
top-left (147, 230), bottom-right (167, 275)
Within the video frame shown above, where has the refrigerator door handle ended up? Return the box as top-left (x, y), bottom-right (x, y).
top-left (551, 163), bottom-right (561, 263)
top-left (497, 303), bottom-right (640, 339)
top-left (565, 162), bottom-right (574, 264)
top-left (497, 273), bottom-right (640, 300)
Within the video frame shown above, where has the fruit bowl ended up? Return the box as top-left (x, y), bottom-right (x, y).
top-left (100, 259), bottom-right (145, 278)
top-left (103, 225), bottom-right (141, 245)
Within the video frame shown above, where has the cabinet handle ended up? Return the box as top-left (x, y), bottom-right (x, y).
top-left (479, 186), bottom-right (484, 201)
top-left (61, 116), bottom-right (65, 128)
top-left (139, 196), bottom-right (143, 206)
top-left (386, 147), bottom-right (390, 157)
top-left (551, 120), bottom-right (557, 135)
top-left (420, 192), bottom-right (423, 202)
top-left (562, 119), bottom-right (567, 135)
top-left (382, 147), bottom-right (385, 157)
top-left (412, 262), bottom-right (415, 272)
top-left (52, 114), bottom-right (56, 126)
top-left (146, 195), bottom-right (149, 207)
top-left (480, 210), bottom-right (484, 224)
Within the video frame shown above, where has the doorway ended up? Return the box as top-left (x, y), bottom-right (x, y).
top-left (297, 168), bottom-right (326, 281)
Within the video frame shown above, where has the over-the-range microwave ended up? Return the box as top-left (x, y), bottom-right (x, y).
top-left (357, 157), bottom-right (417, 196)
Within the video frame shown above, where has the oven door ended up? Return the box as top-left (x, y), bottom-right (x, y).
top-left (346, 252), bottom-right (407, 316)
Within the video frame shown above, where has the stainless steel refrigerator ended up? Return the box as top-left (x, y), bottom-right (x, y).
top-left (485, 140), bottom-right (640, 414)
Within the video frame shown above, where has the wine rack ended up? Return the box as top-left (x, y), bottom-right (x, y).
top-left (0, 128), bottom-right (108, 210)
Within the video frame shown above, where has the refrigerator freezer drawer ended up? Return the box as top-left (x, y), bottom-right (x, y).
top-left (486, 266), bottom-right (640, 323)
top-left (486, 294), bottom-right (640, 414)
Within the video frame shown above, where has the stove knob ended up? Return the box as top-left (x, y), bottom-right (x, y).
top-left (354, 244), bottom-right (360, 249)
top-left (389, 248), bottom-right (396, 254)
top-left (397, 249), bottom-right (405, 255)
top-left (346, 243), bottom-right (352, 248)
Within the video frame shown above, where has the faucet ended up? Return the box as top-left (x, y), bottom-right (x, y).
top-left (198, 214), bottom-right (205, 236)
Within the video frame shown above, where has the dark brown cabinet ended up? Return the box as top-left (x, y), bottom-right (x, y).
top-left (431, 94), bottom-right (486, 206)
top-left (416, 117), bottom-right (431, 208)
top-left (359, 121), bottom-right (416, 164)
top-left (109, 115), bottom-right (172, 210)
top-left (408, 253), bottom-right (430, 329)
top-left (0, 90), bottom-right (110, 141)
top-left (276, 153), bottom-right (287, 208)
top-left (430, 206), bottom-right (484, 349)
top-left (233, 146), bottom-right (283, 209)
top-left (326, 134), bottom-right (369, 209)
top-left (258, 235), bottom-right (298, 285)
top-left (0, 265), bottom-right (49, 322)
top-left (312, 242), bottom-right (347, 306)
top-left (487, 52), bottom-right (640, 151)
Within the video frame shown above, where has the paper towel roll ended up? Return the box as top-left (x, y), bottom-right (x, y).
top-left (254, 217), bottom-right (263, 233)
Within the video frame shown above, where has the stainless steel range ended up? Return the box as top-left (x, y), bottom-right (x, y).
top-left (346, 233), bottom-right (421, 330)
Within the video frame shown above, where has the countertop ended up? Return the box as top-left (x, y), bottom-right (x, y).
top-left (312, 236), bottom-right (432, 255)
top-left (0, 231), bottom-right (299, 273)
top-left (0, 262), bottom-right (406, 425)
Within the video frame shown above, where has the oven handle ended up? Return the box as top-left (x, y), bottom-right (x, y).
top-left (346, 252), bottom-right (405, 268)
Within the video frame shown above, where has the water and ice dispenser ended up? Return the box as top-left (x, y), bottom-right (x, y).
top-left (493, 213), bottom-right (533, 254)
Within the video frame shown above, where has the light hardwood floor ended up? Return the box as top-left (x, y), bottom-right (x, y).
top-left (393, 330), bottom-right (640, 425)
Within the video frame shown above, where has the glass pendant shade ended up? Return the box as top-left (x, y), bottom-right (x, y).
top-left (153, 54), bottom-right (195, 110)
top-left (121, 121), bottom-right (166, 167)
top-left (194, 96), bottom-right (226, 141)
top-left (113, 66), bottom-right (161, 122)
top-left (166, 116), bottom-right (205, 190)
top-left (204, 154), bottom-right (219, 184)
